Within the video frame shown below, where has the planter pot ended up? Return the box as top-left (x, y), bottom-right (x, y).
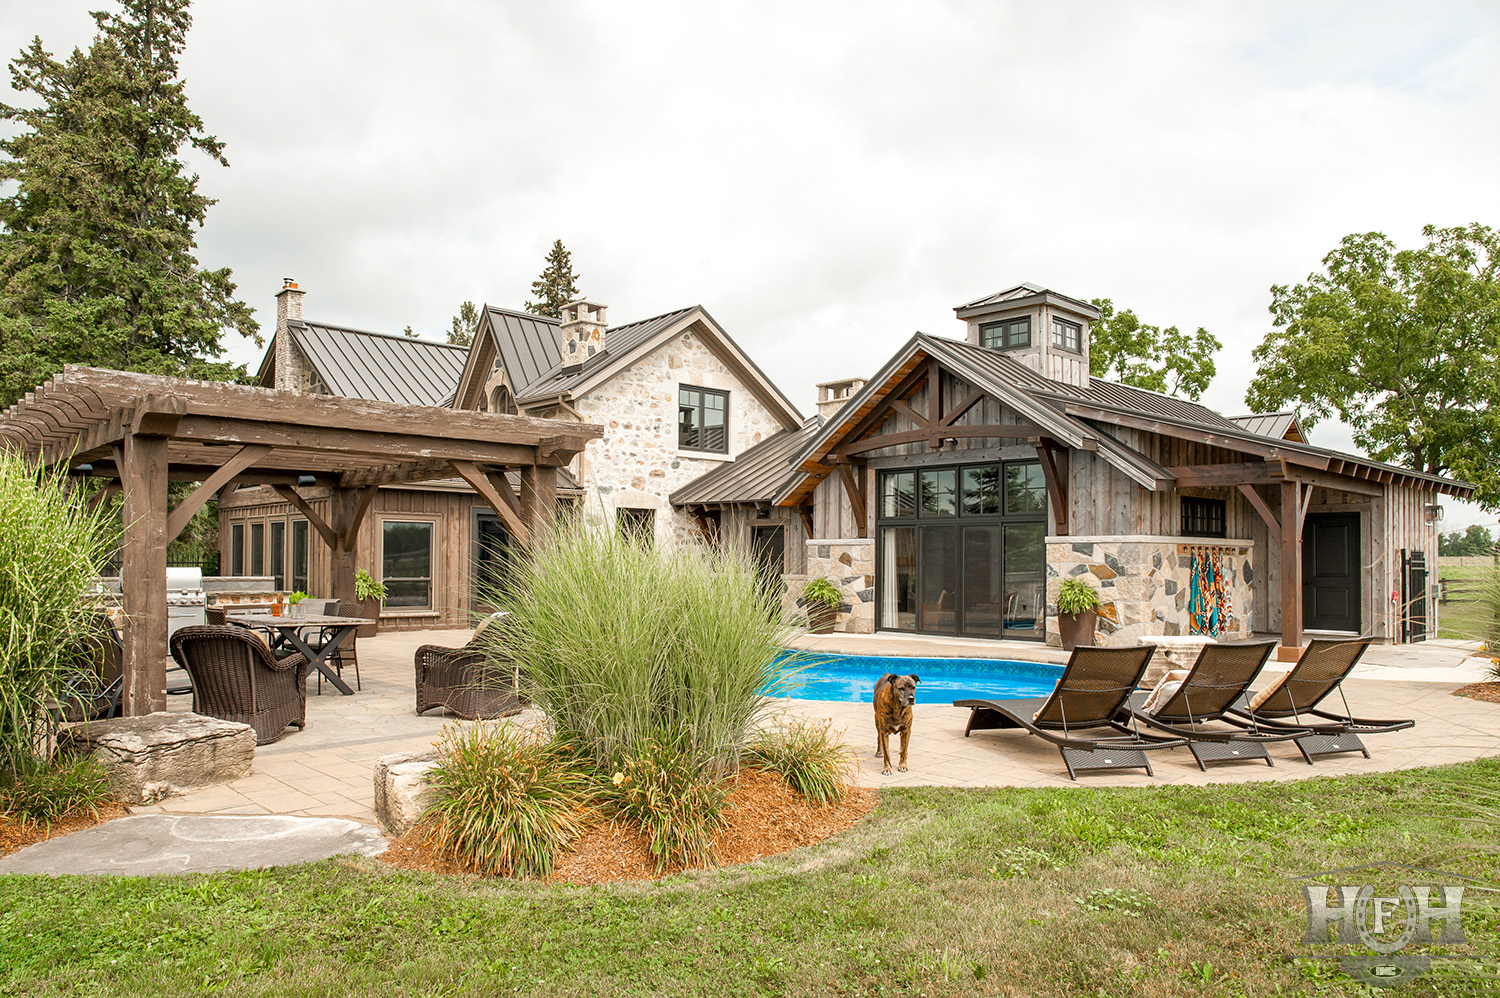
top-left (1057, 609), bottom-right (1098, 652)
top-left (806, 602), bottom-right (838, 634)
top-left (356, 597), bottom-right (382, 638)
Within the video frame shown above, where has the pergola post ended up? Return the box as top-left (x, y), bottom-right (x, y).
top-left (519, 464), bottom-right (558, 538)
top-left (1278, 478), bottom-right (1305, 661)
top-left (329, 485), bottom-right (376, 609)
top-left (121, 431), bottom-right (169, 715)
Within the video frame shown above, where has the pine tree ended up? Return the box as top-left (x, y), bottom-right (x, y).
top-left (524, 239), bottom-right (581, 319)
top-left (0, 0), bottom-right (257, 408)
top-left (448, 300), bottom-right (479, 345)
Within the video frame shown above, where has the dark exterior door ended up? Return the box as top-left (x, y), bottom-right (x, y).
top-left (1302, 513), bottom-right (1360, 632)
top-left (750, 525), bottom-right (785, 596)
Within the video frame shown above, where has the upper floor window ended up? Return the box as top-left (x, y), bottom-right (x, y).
top-left (679, 385), bottom-right (729, 453)
top-left (1181, 497), bottom-right (1227, 538)
top-left (1050, 317), bottom-right (1081, 353)
top-left (980, 317), bottom-right (1031, 350)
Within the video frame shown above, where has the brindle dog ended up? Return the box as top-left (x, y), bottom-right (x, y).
top-left (873, 673), bottom-right (920, 774)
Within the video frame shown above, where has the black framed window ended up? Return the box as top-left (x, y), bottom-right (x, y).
top-left (382, 521), bottom-right (434, 609)
top-left (980, 317), bottom-right (1030, 350)
top-left (618, 507), bottom-right (654, 547)
top-left (1181, 497), bottom-right (1227, 538)
top-left (230, 523), bottom-right (244, 576)
top-left (290, 520), bottom-right (309, 594)
top-left (679, 386), bottom-right (729, 452)
top-left (249, 522), bottom-right (265, 577)
top-left (1050, 317), bottom-right (1081, 353)
top-left (268, 520), bottom-right (286, 590)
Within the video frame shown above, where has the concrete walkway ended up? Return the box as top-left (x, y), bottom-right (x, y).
top-left (112, 627), bottom-right (1500, 818)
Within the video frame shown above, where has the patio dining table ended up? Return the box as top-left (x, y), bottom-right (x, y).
top-left (226, 612), bottom-right (364, 696)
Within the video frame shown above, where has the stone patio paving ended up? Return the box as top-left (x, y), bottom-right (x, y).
top-left (132, 628), bottom-right (1500, 825)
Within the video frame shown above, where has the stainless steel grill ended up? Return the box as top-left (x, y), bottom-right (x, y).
top-left (166, 566), bottom-right (206, 637)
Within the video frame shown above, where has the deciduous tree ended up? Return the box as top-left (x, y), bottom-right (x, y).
top-left (1089, 299), bottom-right (1219, 400)
top-left (448, 300), bottom-right (479, 346)
top-left (1246, 224), bottom-right (1500, 507)
top-left (525, 240), bottom-right (581, 319)
top-left (0, 0), bottom-right (257, 408)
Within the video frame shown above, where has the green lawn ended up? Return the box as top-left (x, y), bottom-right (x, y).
top-left (1438, 565), bottom-right (1491, 643)
top-left (4, 761), bottom-right (1500, 997)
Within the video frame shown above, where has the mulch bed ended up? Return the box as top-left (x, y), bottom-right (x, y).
top-left (1453, 681), bottom-right (1500, 704)
top-left (0, 803), bottom-right (132, 859)
top-left (381, 768), bottom-right (878, 884)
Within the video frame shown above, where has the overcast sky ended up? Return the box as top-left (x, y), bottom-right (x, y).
top-left (5, 0), bottom-right (1499, 526)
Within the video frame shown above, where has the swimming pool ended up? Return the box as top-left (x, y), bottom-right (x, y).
top-left (773, 651), bottom-right (1064, 704)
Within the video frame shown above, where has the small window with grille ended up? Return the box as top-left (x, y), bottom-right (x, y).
top-left (1180, 496), bottom-right (1227, 538)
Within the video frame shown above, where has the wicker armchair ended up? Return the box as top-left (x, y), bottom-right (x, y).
top-left (169, 625), bottom-right (308, 744)
top-left (57, 614), bottom-right (124, 723)
top-left (414, 628), bottom-right (521, 720)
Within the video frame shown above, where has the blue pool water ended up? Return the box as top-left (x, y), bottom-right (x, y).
top-left (772, 651), bottom-right (1064, 705)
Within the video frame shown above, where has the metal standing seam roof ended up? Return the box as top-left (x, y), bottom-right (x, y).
top-left (517, 305), bottom-right (701, 399)
top-left (670, 417), bottom-right (825, 506)
top-left (289, 321), bottom-right (468, 407)
top-left (482, 307), bottom-right (565, 396)
top-left (1229, 411), bottom-right (1306, 442)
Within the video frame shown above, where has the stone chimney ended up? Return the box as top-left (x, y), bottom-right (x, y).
top-left (816, 377), bottom-right (867, 421)
top-left (557, 299), bottom-right (608, 363)
top-left (273, 278), bottom-right (310, 392)
top-left (954, 284), bottom-right (1098, 390)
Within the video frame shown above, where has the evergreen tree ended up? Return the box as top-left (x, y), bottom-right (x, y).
top-left (525, 239), bottom-right (581, 319)
top-left (0, 0), bottom-right (256, 408)
top-left (448, 300), bottom-right (479, 345)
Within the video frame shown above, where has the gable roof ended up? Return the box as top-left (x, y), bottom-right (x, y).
top-left (670, 417), bottom-right (824, 507)
top-left (260, 320), bottom-right (469, 408)
top-left (1229, 411), bottom-right (1307, 443)
top-left (776, 332), bottom-right (1473, 505)
top-left (518, 305), bottom-right (701, 400)
top-left (954, 283), bottom-right (1101, 320)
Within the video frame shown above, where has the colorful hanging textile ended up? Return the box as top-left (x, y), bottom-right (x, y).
top-left (1188, 550), bottom-right (1233, 637)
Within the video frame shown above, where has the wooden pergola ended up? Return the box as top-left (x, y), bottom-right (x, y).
top-left (0, 367), bottom-right (601, 716)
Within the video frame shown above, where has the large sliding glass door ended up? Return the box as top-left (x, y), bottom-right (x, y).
top-left (876, 460), bottom-right (1047, 641)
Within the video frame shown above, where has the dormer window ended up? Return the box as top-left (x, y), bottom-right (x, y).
top-left (980, 317), bottom-right (1030, 350)
top-left (1051, 317), bottom-right (1081, 353)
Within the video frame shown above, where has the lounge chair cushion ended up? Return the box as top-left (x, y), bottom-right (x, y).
top-left (1249, 669), bottom-right (1291, 710)
top-left (1141, 670), bottom-right (1191, 714)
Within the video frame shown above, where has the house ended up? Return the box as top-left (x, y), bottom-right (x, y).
top-left (679, 283), bottom-right (1472, 656)
top-left (220, 280), bottom-right (807, 628)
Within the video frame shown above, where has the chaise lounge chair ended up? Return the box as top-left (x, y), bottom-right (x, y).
top-left (954, 644), bottom-right (1184, 779)
top-left (1225, 636), bottom-right (1413, 763)
top-left (1120, 639), bottom-right (1309, 770)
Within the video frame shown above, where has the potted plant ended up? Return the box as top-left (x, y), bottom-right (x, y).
top-left (286, 591), bottom-right (310, 618)
top-left (354, 568), bottom-right (388, 638)
top-left (1055, 577), bottom-right (1101, 651)
top-left (801, 577), bottom-right (842, 634)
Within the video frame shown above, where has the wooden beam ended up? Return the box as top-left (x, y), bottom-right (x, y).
top-left (270, 484), bottom-right (338, 550)
top-left (798, 505), bottom-right (814, 540)
top-left (1035, 442), bottom-right (1069, 535)
top-left (1063, 400), bottom-right (1329, 465)
top-left (165, 444), bottom-right (273, 544)
top-left (1237, 483), bottom-right (1280, 534)
top-left (340, 485), bottom-right (379, 551)
top-left (837, 462), bottom-right (869, 538)
top-left (1167, 462), bottom-right (1282, 487)
top-left (832, 423), bottom-right (1045, 458)
top-left (926, 363), bottom-right (941, 422)
top-left (888, 398), bottom-right (928, 427)
top-left (1279, 465), bottom-right (1385, 498)
top-left (327, 486), bottom-right (377, 609)
top-left (937, 388), bottom-right (986, 428)
top-left (519, 465), bottom-right (558, 538)
top-left (450, 460), bottom-right (531, 547)
top-left (120, 432), bottom-right (169, 716)
top-left (484, 469), bottom-right (526, 524)
top-left (86, 481), bottom-right (121, 513)
top-left (169, 414), bottom-right (544, 467)
top-left (130, 394), bottom-right (189, 437)
top-left (1279, 478), bottom-right (1303, 657)
top-left (817, 360), bottom-right (934, 464)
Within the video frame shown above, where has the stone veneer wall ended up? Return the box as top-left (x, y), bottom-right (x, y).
top-left (1044, 535), bottom-right (1254, 647)
top-left (784, 538), bottom-right (876, 633)
top-left (570, 327), bottom-right (788, 547)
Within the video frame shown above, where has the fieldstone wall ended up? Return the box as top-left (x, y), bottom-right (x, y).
top-left (784, 538), bottom-right (876, 633)
top-left (571, 326), bottom-right (788, 547)
top-left (1045, 535), bottom-right (1254, 648)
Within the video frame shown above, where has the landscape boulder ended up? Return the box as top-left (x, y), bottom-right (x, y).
top-left (60, 711), bottom-right (255, 804)
top-left (373, 749), bottom-right (439, 837)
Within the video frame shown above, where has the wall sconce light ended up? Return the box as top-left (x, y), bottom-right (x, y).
top-left (1424, 503), bottom-right (1444, 524)
top-left (297, 475), bottom-right (317, 487)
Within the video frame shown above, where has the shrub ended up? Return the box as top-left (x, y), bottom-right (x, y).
top-left (0, 454), bottom-right (115, 774)
top-left (744, 718), bottom-right (855, 806)
top-left (419, 723), bottom-right (593, 878)
top-left (354, 568), bottom-right (387, 602)
top-left (606, 733), bottom-right (729, 872)
top-left (482, 518), bottom-right (797, 777)
top-left (800, 577), bottom-right (841, 607)
top-left (0, 753), bottom-right (113, 827)
top-left (1056, 577), bottom-right (1101, 617)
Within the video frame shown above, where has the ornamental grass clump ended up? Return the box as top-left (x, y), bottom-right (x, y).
top-left (0, 454), bottom-right (116, 776)
top-left (744, 718), bottom-right (855, 806)
top-left (606, 732), bottom-right (729, 872)
top-left (419, 723), bottom-right (593, 878)
top-left (483, 518), bottom-right (798, 778)
top-left (0, 753), bottom-right (112, 827)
